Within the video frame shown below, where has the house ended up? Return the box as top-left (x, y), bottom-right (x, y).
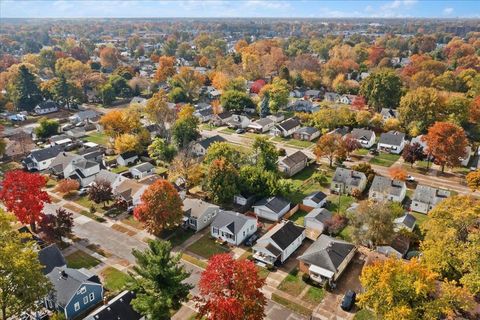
top-left (117, 151), bottom-right (138, 166)
top-left (411, 185), bottom-right (450, 214)
top-left (233, 192), bottom-right (256, 212)
top-left (45, 267), bottom-right (103, 320)
top-left (49, 152), bottom-right (82, 177)
top-left (34, 100), bottom-right (59, 115)
top-left (376, 234), bottom-right (410, 258)
top-left (192, 135), bottom-right (226, 156)
top-left (95, 169), bottom-right (128, 191)
top-left (130, 96), bottom-right (147, 107)
top-left (252, 220), bottom-right (305, 265)
top-left (304, 89), bottom-right (322, 100)
top-left (210, 210), bottom-right (257, 246)
top-left (324, 92), bottom-right (340, 103)
top-left (304, 208), bottom-right (333, 240)
top-left (302, 191), bottom-right (328, 208)
top-left (114, 179), bottom-right (148, 206)
top-left (330, 168), bottom-right (367, 195)
top-left (64, 157), bottom-right (101, 187)
top-left (293, 127), bottom-right (320, 141)
top-left (248, 118), bottom-right (275, 133)
top-left (377, 131), bottom-right (406, 154)
top-left (328, 126), bottom-right (350, 137)
top-left (380, 108), bottom-right (399, 122)
top-left (50, 135), bottom-right (73, 147)
top-left (22, 145), bottom-right (64, 171)
top-left (211, 111), bottom-right (233, 126)
top-left (85, 290), bottom-right (143, 320)
top-left (252, 196), bottom-right (291, 221)
top-left (183, 198), bottom-right (220, 232)
top-left (338, 94), bottom-right (357, 105)
top-left (350, 128), bottom-right (376, 149)
top-left (70, 110), bottom-right (100, 124)
top-left (290, 100), bottom-right (319, 113)
top-left (298, 235), bottom-right (356, 285)
top-left (271, 118), bottom-right (301, 137)
top-left (66, 127), bottom-right (86, 139)
top-left (369, 175), bottom-right (407, 203)
top-left (227, 114), bottom-right (251, 129)
top-left (267, 113), bottom-right (285, 123)
top-left (194, 108), bottom-right (213, 123)
top-left (394, 213), bottom-right (416, 232)
top-left (278, 151), bottom-right (309, 177)
top-left (129, 162), bottom-right (155, 179)
top-left (290, 89), bottom-right (305, 98)
top-left (77, 146), bottom-right (105, 163)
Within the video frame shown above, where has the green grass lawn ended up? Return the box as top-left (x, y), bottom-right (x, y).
top-left (65, 250), bottom-right (101, 269)
top-left (181, 253), bottom-right (208, 269)
top-left (338, 225), bottom-right (354, 242)
top-left (369, 153), bottom-right (401, 167)
top-left (286, 165), bottom-right (328, 204)
top-left (271, 293), bottom-right (312, 317)
top-left (167, 228), bottom-right (195, 247)
top-left (186, 234), bottom-right (230, 259)
top-left (325, 194), bottom-right (355, 215)
top-left (303, 286), bottom-right (325, 304)
top-left (277, 268), bottom-right (307, 296)
top-left (0, 161), bottom-right (22, 175)
top-left (155, 166), bottom-right (168, 175)
top-left (73, 196), bottom-right (108, 214)
top-left (354, 148), bottom-right (369, 156)
top-left (220, 128), bottom-right (235, 135)
top-left (288, 209), bottom-right (309, 226)
top-left (354, 309), bottom-right (376, 320)
top-left (101, 267), bottom-right (132, 293)
top-left (286, 139), bottom-right (315, 149)
top-left (411, 212), bottom-right (429, 227)
top-left (84, 131), bottom-right (109, 146)
top-left (111, 166), bottom-right (128, 174)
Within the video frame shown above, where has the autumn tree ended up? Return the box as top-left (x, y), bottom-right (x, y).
top-left (129, 240), bottom-right (192, 320)
top-left (259, 77), bottom-right (289, 113)
top-left (343, 134), bottom-right (361, 157)
top-left (204, 142), bottom-right (244, 168)
top-left (38, 208), bottom-right (74, 243)
top-left (313, 134), bottom-right (346, 167)
top-left (99, 47), bottom-right (119, 69)
top-left (422, 122), bottom-right (468, 172)
top-left (195, 254), bottom-right (266, 320)
top-left (0, 170), bottom-right (50, 231)
top-left (144, 90), bottom-right (176, 139)
top-left (154, 56), bottom-right (176, 82)
top-left (99, 108), bottom-right (141, 138)
top-left (35, 117), bottom-right (59, 139)
top-left (359, 68), bottom-right (402, 112)
top-left (55, 179), bottom-right (80, 195)
top-left (402, 142), bottom-right (425, 167)
top-left (388, 166), bottom-right (407, 181)
top-left (170, 67), bottom-right (205, 102)
top-left (169, 150), bottom-right (204, 191)
top-left (134, 179), bottom-right (183, 235)
top-left (252, 137), bottom-right (279, 172)
top-left (171, 114), bottom-right (199, 148)
top-left (359, 257), bottom-right (473, 320)
top-left (465, 170), bottom-right (480, 191)
top-left (204, 158), bottom-right (240, 204)
top-left (88, 179), bottom-right (113, 208)
top-left (220, 90), bottom-right (255, 113)
top-left (148, 137), bottom-right (177, 163)
top-left (468, 96), bottom-right (480, 124)
top-left (114, 133), bottom-right (141, 154)
top-left (0, 210), bottom-right (51, 320)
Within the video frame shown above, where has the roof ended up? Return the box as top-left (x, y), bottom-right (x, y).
top-left (216, 111), bottom-right (233, 120)
top-left (305, 208), bottom-right (333, 224)
top-left (380, 108), bottom-right (399, 118)
top-left (412, 185), bottom-right (450, 205)
top-left (29, 145), bottom-right (64, 162)
top-left (260, 220), bottom-right (304, 250)
top-left (254, 196), bottom-right (290, 214)
top-left (196, 135), bottom-right (226, 150)
top-left (47, 267), bottom-right (101, 308)
top-left (350, 128), bottom-right (374, 141)
top-left (253, 118), bottom-right (274, 127)
top-left (298, 235), bottom-right (356, 272)
top-left (329, 126), bottom-right (350, 136)
top-left (378, 131), bottom-right (405, 146)
top-left (119, 150), bottom-right (138, 160)
top-left (131, 96), bottom-right (147, 105)
top-left (49, 152), bottom-right (79, 173)
top-left (38, 244), bottom-right (66, 275)
top-left (183, 198), bottom-right (219, 219)
top-left (304, 191), bottom-right (327, 204)
top-left (115, 179), bottom-right (146, 201)
top-left (75, 110), bottom-right (99, 121)
top-left (388, 234), bottom-right (410, 255)
top-left (197, 108), bottom-right (213, 117)
top-left (277, 118), bottom-right (301, 131)
top-left (280, 151), bottom-right (308, 168)
top-left (295, 126), bottom-right (319, 135)
top-left (370, 176), bottom-right (406, 196)
top-left (211, 211), bottom-right (256, 234)
top-left (131, 162), bottom-right (154, 173)
top-left (36, 100), bottom-right (58, 110)
top-left (332, 168), bottom-right (367, 187)
top-left (85, 291), bottom-right (142, 320)
top-left (394, 214), bottom-right (416, 230)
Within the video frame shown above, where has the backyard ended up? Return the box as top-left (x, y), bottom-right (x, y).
top-left (288, 209), bottom-right (309, 226)
top-left (65, 250), bottom-right (101, 269)
top-left (84, 131), bottom-right (109, 146)
top-left (369, 153), bottom-right (401, 167)
top-left (325, 194), bottom-right (356, 215)
top-left (286, 165), bottom-right (326, 204)
top-left (186, 234), bottom-right (230, 259)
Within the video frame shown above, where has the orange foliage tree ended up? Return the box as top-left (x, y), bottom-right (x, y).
top-left (388, 166), bottom-right (407, 181)
top-left (55, 179), bottom-right (80, 194)
top-left (154, 56), bottom-right (176, 82)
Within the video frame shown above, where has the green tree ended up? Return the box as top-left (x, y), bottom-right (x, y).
top-left (259, 91), bottom-right (270, 118)
top-left (0, 210), bottom-right (51, 320)
top-left (168, 87), bottom-right (187, 103)
top-left (148, 138), bottom-right (177, 163)
top-left (100, 83), bottom-right (116, 106)
top-left (39, 48), bottom-right (57, 71)
top-left (252, 137), bottom-right (279, 172)
top-left (171, 115), bottom-right (199, 148)
top-left (204, 142), bottom-right (244, 168)
top-left (35, 117), bottom-right (59, 139)
top-left (52, 75), bottom-right (83, 108)
top-left (260, 77), bottom-right (290, 113)
top-left (239, 165), bottom-right (276, 198)
top-left (9, 65), bottom-right (42, 111)
top-left (359, 68), bottom-right (403, 112)
top-left (129, 240), bottom-right (192, 320)
top-left (204, 158), bottom-right (240, 204)
top-left (221, 90), bottom-right (255, 113)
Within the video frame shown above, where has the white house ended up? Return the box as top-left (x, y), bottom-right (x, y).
top-left (380, 108), bottom-right (399, 122)
top-left (129, 162), bottom-right (155, 179)
top-left (304, 208), bottom-right (333, 240)
top-left (192, 135), bottom-right (226, 156)
top-left (227, 114), bottom-right (251, 129)
top-left (338, 94), bottom-right (357, 105)
top-left (248, 118), bottom-right (275, 133)
top-left (34, 100), bottom-right (59, 115)
top-left (63, 158), bottom-right (101, 187)
top-left (252, 196), bottom-right (291, 221)
top-left (22, 145), bottom-right (64, 171)
top-left (349, 128), bottom-right (376, 149)
top-left (330, 168), bottom-right (368, 195)
top-left (113, 179), bottom-right (148, 206)
top-left (183, 198), bottom-right (220, 232)
top-left (271, 118), bottom-right (301, 137)
top-left (377, 131), bottom-right (406, 154)
top-left (302, 191), bottom-right (328, 208)
top-left (278, 151), bottom-right (309, 177)
top-left (117, 151), bottom-right (138, 167)
top-left (293, 127), bottom-right (320, 141)
top-left (369, 175), bottom-right (407, 203)
top-left (394, 213), bottom-right (416, 232)
top-left (210, 211), bottom-right (257, 246)
top-left (253, 220), bottom-right (305, 265)
top-left (410, 185), bottom-right (450, 214)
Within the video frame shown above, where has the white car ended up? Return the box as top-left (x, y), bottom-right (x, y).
top-left (406, 175), bottom-right (415, 182)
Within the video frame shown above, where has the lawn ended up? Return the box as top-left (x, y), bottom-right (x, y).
top-left (354, 309), bottom-right (376, 320)
top-left (122, 216), bottom-right (144, 230)
top-left (167, 228), bottom-right (195, 247)
top-left (338, 225), bottom-right (354, 242)
top-left (111, 166), bottom-right (128, 174)
top-left (0, 161), bottom-right (22, 175)
top-left (303, 286), bottom-right (325, 304)
top-left (101, 267), bottom-right (132, 293)
top-left (277, 268), bottom-right (307, 296)
top-left (271, 293), bottom-right (312, 317)
top-left (155, 166), bottom-right (168, 175)
top-left (74, 195), bottom-right (107, 214)
top-left (286, 139), bottom-right (314, 149)
top-left (354, 148), bottom-right (369, 156)
top-left (84, 131), bottom-right (109, 146)
top-left (411, 212), bottom-right (429, 227)
top-left (65, 250), bottom-right (101, 269)
top-left (220, 128), bottom-right (235, 135)
top-left (325, 194), bottom-right (355, 215)
top-left (369, 153), bottom-right (400, 167)
top-left (186, 234), bottom-right (230, 259)
top-left (286, 165), bottom-right (324, 204)
top-left (181, 253), bottom-right (208, 269)
top-left (288, 209), bottom-right (309, 226)
top-left (257, 266), bottom-right (270, 279)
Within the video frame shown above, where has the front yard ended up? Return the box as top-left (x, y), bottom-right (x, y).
top-left (186, 233), bottom-right (230, 259)
top-left (369, 153), bottom-right (400, 167)
top-left (165, 228), bottom-right (195, 247)
top-left (277, 268), bottom-right (307, 296)
top-left (65, 250), bottom-right (101, 269)
top-left (101, 266), bottom-right (132, 293)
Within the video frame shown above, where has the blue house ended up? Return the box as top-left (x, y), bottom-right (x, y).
top-left (45, 267), bottom-right (104, 320)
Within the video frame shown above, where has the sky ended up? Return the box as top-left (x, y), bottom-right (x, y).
top-left (1, 1), bottom-right (479, 19)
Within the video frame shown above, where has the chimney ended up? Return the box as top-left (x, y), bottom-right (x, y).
top-left (60, 270), bottom-right (68, 278)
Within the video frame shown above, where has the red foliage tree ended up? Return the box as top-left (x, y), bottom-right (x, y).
top-left (55, 178), bottom-right (80, 194)
top-left (469, 96), bottom-right (480, 124)
top-left (324, 214), bottom-right (348, 235)
top-left (134, 179), bottom-right (183, 235)
top-left (0, 170), bottom-right (50, 231)
top-left (351, 95), bottom-right (367, 110)
top-left (250, 79), bottom-right (266, 94)
top-left (196, 254), bottom-right (267, 320)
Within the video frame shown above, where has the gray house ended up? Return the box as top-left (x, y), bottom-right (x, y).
top-left (377, 131), bottom-right (406, 154)
top-left (183, 198), bottom-right (220, 232)
top-left (302, 191), bottom-right (327, 208)
top-left (210, 210), bottom-right (257, 246)
top-left (350, 128), bottom-right (376, 149)
top-left (330, 168), bottom-right (367, 195)
top-left (253, 196), bottom-right (291, 221)
top-left (192, 135), bottom-right (226, 156)
top-left (293, 127), bottom-right (320, 141)
top-left (411, 185), bottom-right (450, 214)
top-left (304, 208), bottom-right (333, 240)
top-left (129, 162), bottom-right (155, 179)
top-left (23, 145), bottom-right (64, 171)
top-left (369, 175), bottom-right (407, 203)
top-left (278, 151), bottom-right (309, 177)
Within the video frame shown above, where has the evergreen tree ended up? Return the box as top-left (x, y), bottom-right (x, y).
top-left (10, 65), bottom-right (42, 111)
top-left (259, 91), bottom-right (270, 118)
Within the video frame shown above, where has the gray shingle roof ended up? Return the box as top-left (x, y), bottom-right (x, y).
top-left (131, 162), bottom-right (154, 173)
top-left (298, 235), bottom-right (355, 272)
top-left (378, 131), bottom-right (405, 146)
top-left (29, 145), bottom-right (64, 162)
top-left (304, 191), bottom-right (327, 204)
top-left (305, 208), bottom-right (333, 224)
top-left (370, 175), bottom-right (406, 196)
top-left (277, 118), bottom-right (301, 131)
top-left (254, 196), bottom-right (290, 214)
top-left (332, 168), bottom-right (366, 187)
top-left (183, 198), bottom-right (219, 219)
top-left (350, 128), bottom-right (374, 141)
top-left (412, 185), bottom-right (450, 205)
top-left (295, 126), bottom-right (319, 135)
top-left (197, 135), bottom-right (226, 149)
top-left (38, 244), bottom-right (66, 275)
top-left (86, 291), bottom-right (142, 320)
top-left (394, 213), bottom-right (416, 230)
top-left (211, 211), bottom-right (256, 235)
top-left (254, 118), bottom-right (274, 127)
top-left (280, 151), bottom-right (308, 168)
top-left (261, 220), bottom-right (304, 250)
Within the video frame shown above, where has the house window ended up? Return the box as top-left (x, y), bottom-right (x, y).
top-left (213, 227), bottom-right (218, 234)
top-left (74, 302), bottom-right (80, 311)
top-left (79, 287), bottom-right (86, 294)
top-left (89, 293), bottom-right (95, 302)
top-left (83, 296), bottom-right (88, 304)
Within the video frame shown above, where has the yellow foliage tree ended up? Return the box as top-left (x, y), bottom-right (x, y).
top-left (114, 133), bottom-right (140, 154)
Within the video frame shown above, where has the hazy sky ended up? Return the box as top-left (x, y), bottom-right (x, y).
top-left (1, 1), bottom-right (479, 18)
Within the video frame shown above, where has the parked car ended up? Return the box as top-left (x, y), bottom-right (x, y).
top-left (406, 175), bottom-right (415, 182)
top-left (78, 188), bottom-right (88, 196)
top-left (236, 128), bottom-right (245, 134)
top-left (245, 233), bottom-right (259, 246)
top-left (127, 206), bottom-right (134, 214)
top-left (340, 290), bottom-right (356, 311)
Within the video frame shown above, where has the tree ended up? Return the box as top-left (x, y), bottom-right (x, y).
top-left (9, 65), bottom-right (42, 111)
top-left (99, 47), bottom-right (119, 69)
top-left (359, 68), bottom-right (402, 112)
top-left (204, 141), bottom-right (244, 168)
top-left (195, 254), bottom-right (266, 320)
top-left (252, 137), bottom-right (279, 172)
top-left (171, 115), bottom-right (199, 148)
top-left (134, 179), bottom-right (183, 235)
top-left (144, 90), bottom-right (176, 139)
top-left (259, 77), bottom-right (289, 113)
top-left (402, 142), bottom-right (425, 168)
top-left (468, 96), bottom-right (480, 124)
top-left (51, 75), bottom-right (83, 109)
top-left (154, 56), bottom-right (176, 82)
top-left (313, 134), bottom-right (346, 167)
top-left (324, 214), bottom-right (348, 236)
top-left (220, 90), bottom-right (255, 113)
top-left (170, 67), bottom-right (204, 102)
top-left (99, 108), bottom-right (141, 138)
top-left (388, 166), bottom-right (407, 181)
top-left (204, 158), bottom-right (240, 204)
top-left (465, 170), bottom-right (480, 191)
top-left (148, 138), bottom-right (177, 163)
top-left (100, 83), bottom-right (116, 106)
top-left (88, 179), bottom-right (113, 208)
top-left (259, 91), bottom-right (270, 118)
top-left (0, 210), bottom-right (51, 320)
top-left (38, 208), bottom-right (73, 243)
top-left (343, 134), bottom-right (361, 157)
top-left (169, 150), bottom-right (204, 191)
top-left (359, 257), bottom-right (474, 320)
top-left (352, 162), bottom-right (376, 186)
top-left (114, 133), bottom-right (141, 154)
top-left (0, 170), bottom-right (50, 231)
top-left (129, 240), bottom-right (192, 320)
top-left (349, 200), bottom-right (395, 247)
top-left (239, 165), bottom-right (277, 198)
top-left (55, 179), bottom-right (79, 195)
top-left (35, 117), bottom-right (59, 139)
top-left (420, 196), bottom-right (480, 295)
top-left (422, 122), bottom-right (468, 172)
